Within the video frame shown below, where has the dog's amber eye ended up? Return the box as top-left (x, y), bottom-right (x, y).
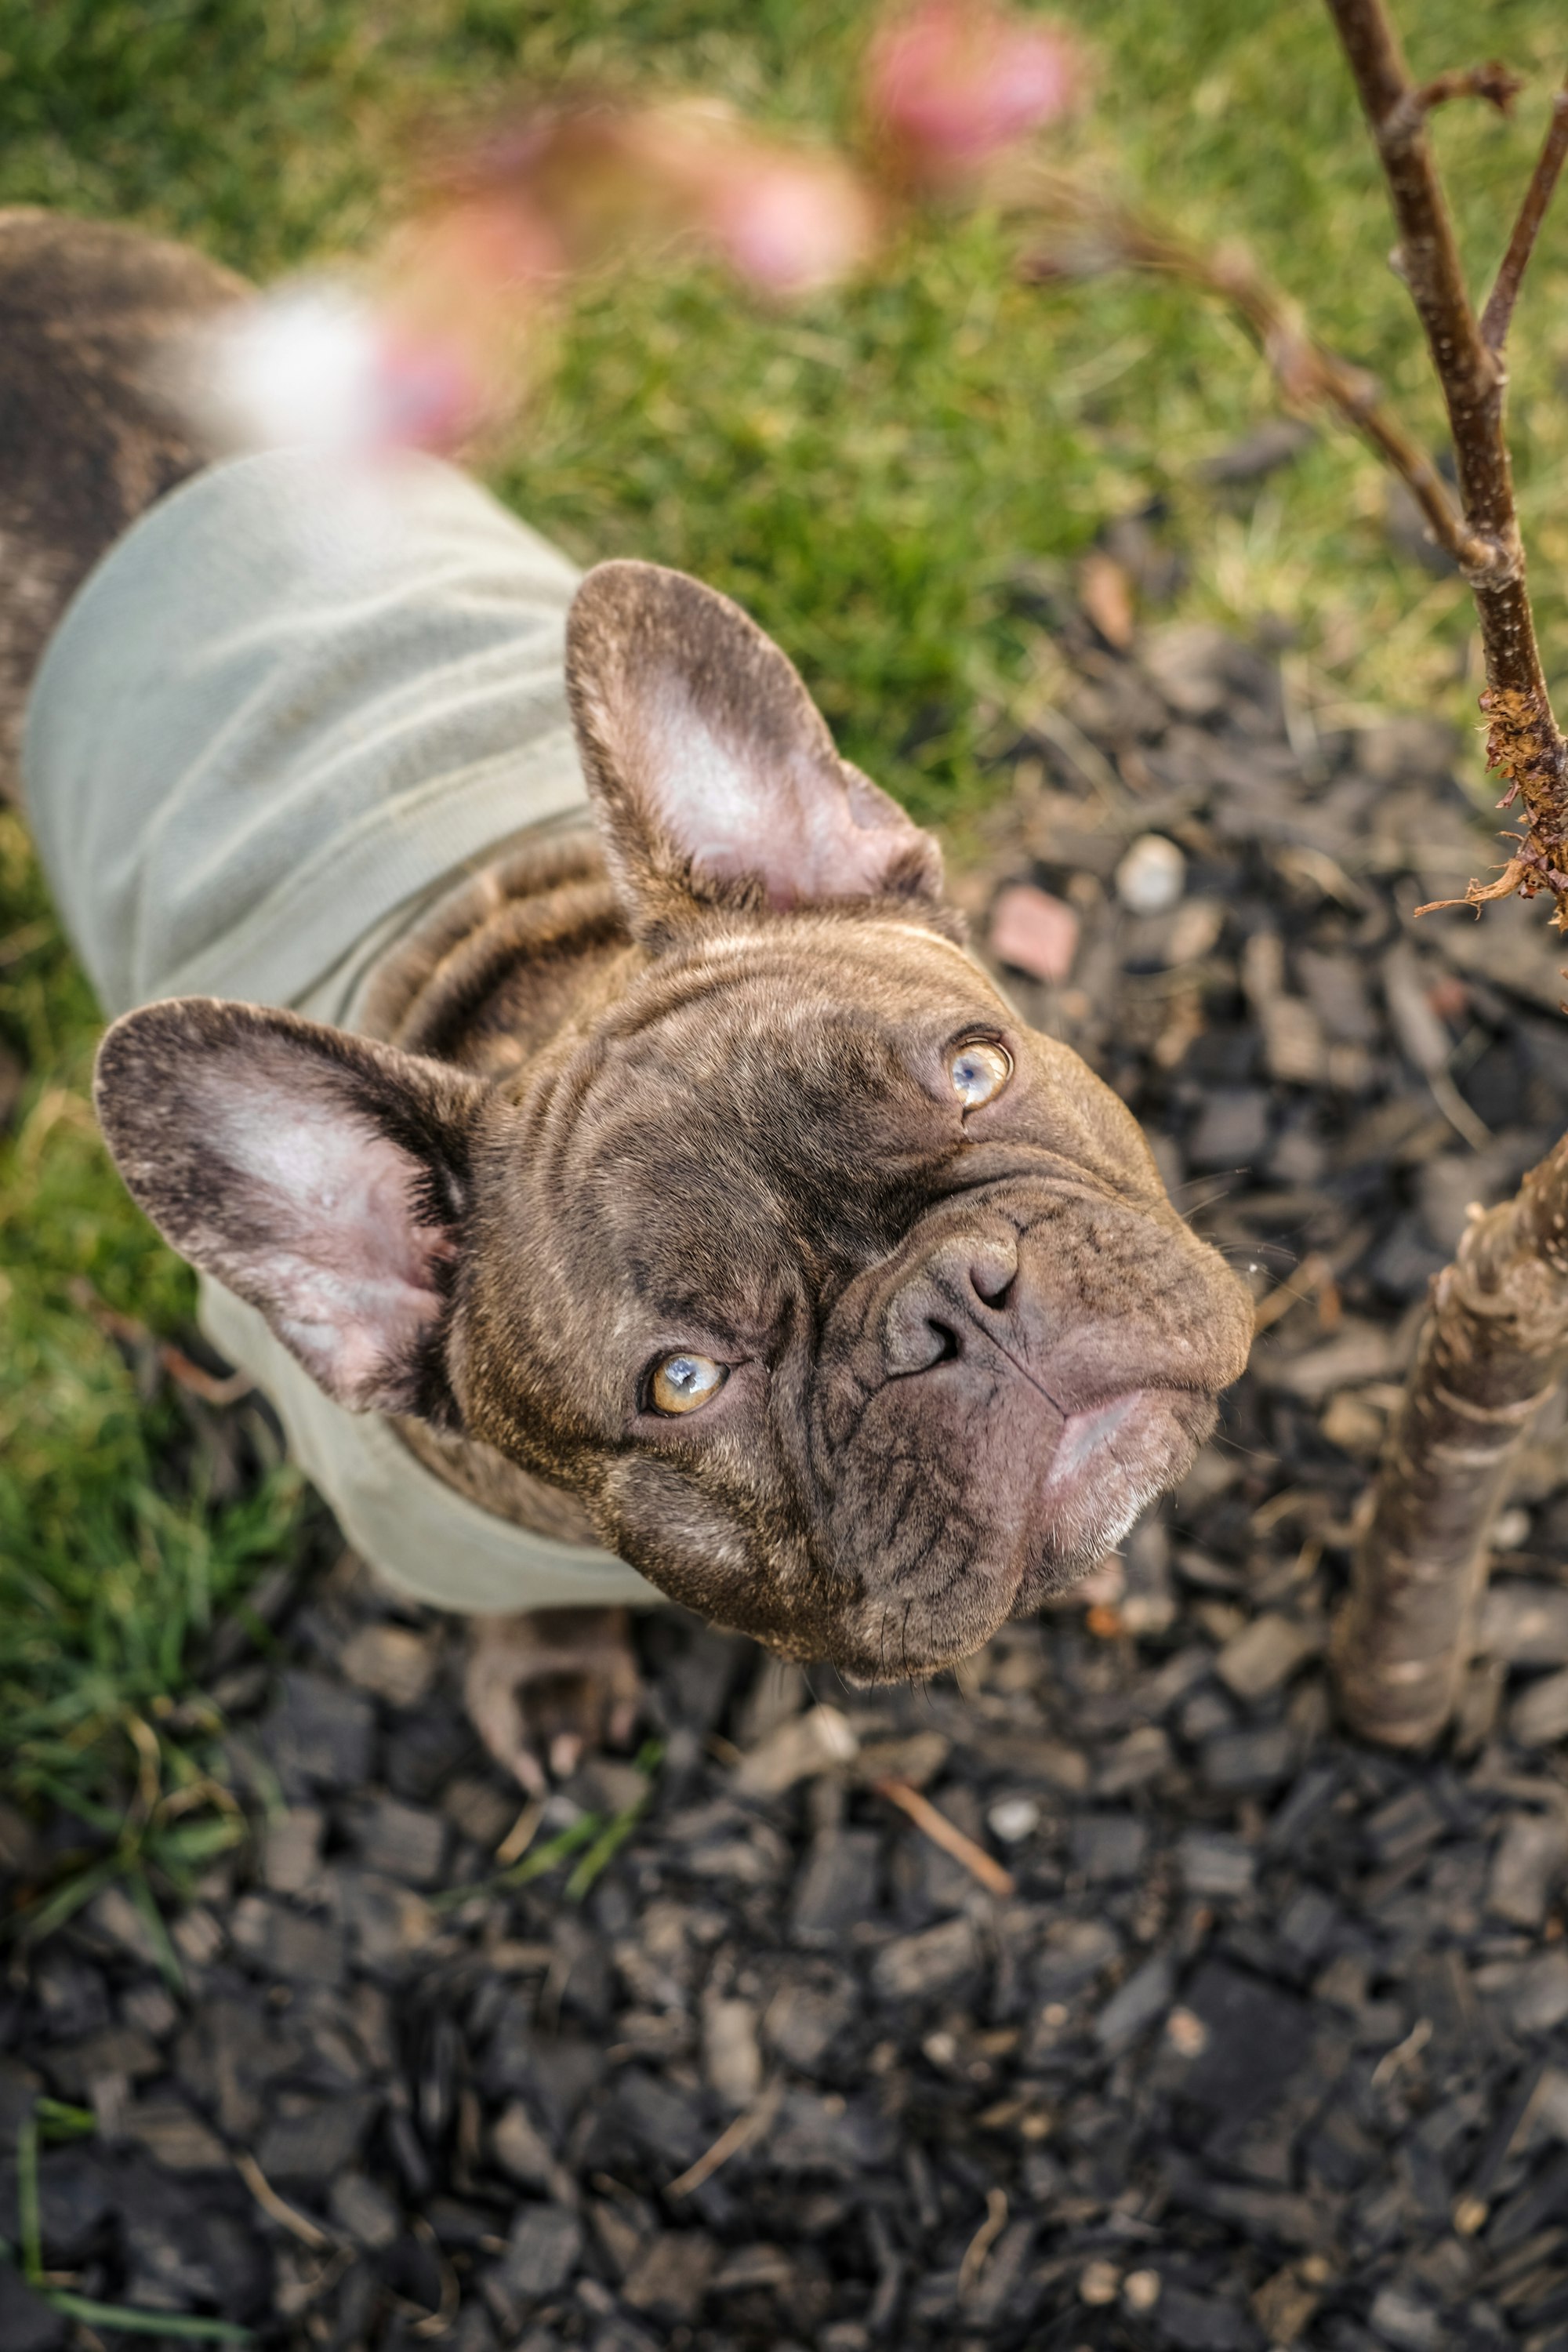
top-left (649, 1352), bottom-right (728, 1416)
top-left (949, 1040), bottom-right (1011, 1109)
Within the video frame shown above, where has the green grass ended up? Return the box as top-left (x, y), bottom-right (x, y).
top-left (2, 0), bottom-right (1567, 1838)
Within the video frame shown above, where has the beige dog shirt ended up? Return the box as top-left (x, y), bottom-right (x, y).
top-left (23, 446), bottom-right (660, 1614)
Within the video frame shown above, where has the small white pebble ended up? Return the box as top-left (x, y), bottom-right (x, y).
top-left (1079, 2258), bottom-right (1121, 2306)
top-left (988, 1795), bottom-right (1043, 1844)
top-left (1123, 2270), bottom-right (1162, 2312)
top-left (1165, 2004), bottom-right (1209, 2056)
top-left (1491, 1507), bottom-right (1530, 1552)
top-left (1115, 832), bottom-right (1186, 914)
top-left (922, 2030), bottom-right (959, 2067)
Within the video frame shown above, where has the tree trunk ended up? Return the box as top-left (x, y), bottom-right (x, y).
top-left (1331, 1133), bottom-right (1568, 1746)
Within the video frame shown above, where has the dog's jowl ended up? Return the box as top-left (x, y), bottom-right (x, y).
top-left (2, 209), bottom-right (1253, 1788)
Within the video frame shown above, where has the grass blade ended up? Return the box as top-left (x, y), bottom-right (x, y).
top-left (40, 2291), bottom-right (254, 2341)
top-left (125, 1866), bottom-right (185, 1997)
top-left (16, 2113), bottom-right (41, 2282)
top-left (5, 1854), bottom-right (118, 1947)
top-left (34, 2098), bottom-right (95, 2140)
top-left (564, 1798), bottom-right (648, 1900)
top-left (431, 1809), bottom-right (604, 1911)
top-left (565, 1744), bottom-right (663, 1901)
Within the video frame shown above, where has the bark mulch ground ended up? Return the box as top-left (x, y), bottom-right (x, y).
top-left (5, 545), bottom-right (1568, 2352)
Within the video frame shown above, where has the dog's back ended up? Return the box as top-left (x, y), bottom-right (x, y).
top-left (0, 209), bottom-right (242, 801)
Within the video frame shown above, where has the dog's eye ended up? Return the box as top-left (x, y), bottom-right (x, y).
top-left (648, 1352), bottom-right (728, 1416)
top-left (949, 1040), bottom-right (1011, 1109)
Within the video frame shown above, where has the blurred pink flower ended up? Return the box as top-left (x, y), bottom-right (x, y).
top-left (187, 282), bottom-right (496, 459)
top-left (372, 327), bottom-right (488, 453)
top-left (367, 195), bottom-right (564, 450)
top-left (188, 96), bottom-right (881, 463)
top-left (866, 0), bottom-right (1082, 184)
top-left (688, 147), bottom-right (879, 295)
top-left (437, 102), bottom-right (878, 301)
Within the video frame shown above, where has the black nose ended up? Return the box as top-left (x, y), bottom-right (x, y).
top-left (881, 1235), bottom-right (1019, 1375)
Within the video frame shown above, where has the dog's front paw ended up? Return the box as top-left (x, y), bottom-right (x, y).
top-left (463, 1606), bottom-right (643, 1795)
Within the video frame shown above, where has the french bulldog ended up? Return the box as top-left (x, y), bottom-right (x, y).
top-left (1, 209), bottom-right (1254, 1788)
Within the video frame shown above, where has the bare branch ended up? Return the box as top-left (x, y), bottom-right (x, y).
top-left (1014, 6), bottom-right (1568, 890)
top-left (1414, 852), bottom-right (1531, 916)
top-left (1325, 3), bottom-right (1501, 508)
top-left (1022, 202), bottom-right (1494, 573)
top-left (1325, 0), bottom-right (1568, 902)
top-left (1409, 61), bottom-right (1523, 121)
top-left (1331, 1133), bottom-right (1568, 1747)
top-left (1481, 78), bottom-right (1568, 352)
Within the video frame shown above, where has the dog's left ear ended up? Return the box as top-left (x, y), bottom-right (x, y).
top-left (94, 999), bottom-right (487, 1418)
top-left (566, 559), bottom-right (943, 941)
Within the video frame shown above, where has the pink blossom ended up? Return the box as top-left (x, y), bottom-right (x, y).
top-left (866, 1), bottom-right (1082, 183)
top-left (691, 149), bottom-right (878, 295)
top-left (372, 326), bottom-right (488, 454)
top-left (429, 104), bottom-right (879, 301)
top-left (189, 283), bottom-right (496, 459)
top-left (194, 96), bottom-right (882, 463)
top-left (187, 187), bottom-right (565, 463)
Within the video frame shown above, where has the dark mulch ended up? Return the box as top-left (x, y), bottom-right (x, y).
top-left (5, 546), bottom-right (1568, 2352)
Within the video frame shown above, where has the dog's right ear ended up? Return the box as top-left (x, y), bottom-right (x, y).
top-left (94, 999), bottom-right (488, 1419)
top-left (566, 559), bottom-right (943, 943)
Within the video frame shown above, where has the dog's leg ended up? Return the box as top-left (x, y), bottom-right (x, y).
top-left (0, 209), bottom-right (244, 802)
top-left (463, 1608), bottom-right (644, 1795)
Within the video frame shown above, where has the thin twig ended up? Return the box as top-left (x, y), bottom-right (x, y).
top-left (1018, 190), bottom-right (1491, 574)
top-left (408, 2216), bottom-right (462, 2339)
top-left (1481, 79), bottom-right (1568, 351)
top-left (958, 2187), bottom-right (1010, 2296)
top-left (158, 1344), bottom-right (253, 1407)
top-left (873, 1775), bottom-right (1015, 1896)
top-left (494, 1799), bottom-right (543, 1867)
top-left (1409, 63), bottom-right (1523, 121)
top-left (667, 2078), bottom-right (783, 2198)
top-left (1129, 222), bottom-right (1486, 570)
top-left (64, 1276), bottom-right (252, 1405)
top-left (234, 2151), bottom-right (334, 2250)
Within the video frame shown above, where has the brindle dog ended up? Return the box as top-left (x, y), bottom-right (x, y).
top-left (1, 209), bottom-right (1254, 1786)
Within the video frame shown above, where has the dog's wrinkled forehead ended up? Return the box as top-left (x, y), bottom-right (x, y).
top-left (480, 906), bottom-right (1167, 1416)
top-left (571, 924), bottom-right (988, 1230)
top-left (499, 916), bottom-right (998, 1341)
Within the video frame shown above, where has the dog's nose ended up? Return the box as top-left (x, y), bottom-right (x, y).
top-left (881, 1234), bottom-right (1019, 1375)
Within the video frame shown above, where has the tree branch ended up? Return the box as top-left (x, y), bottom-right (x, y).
top-left (1022, 201), bottom-right (1493, 574)
top-left (1325, 2), bottom-right (1497, 415)
top-left (1330, 1133), bottom-right (1568, 1745)
top-left (1409, 62), bottom-right (1523, 122)
top-left (1325, 0), bottom-right (1568, 912)
top-left (1480, 78), bottom-right (1568, 353)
